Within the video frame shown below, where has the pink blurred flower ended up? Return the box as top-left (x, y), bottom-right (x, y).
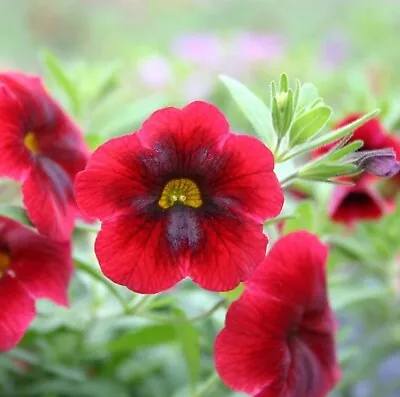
top-left (233, 32), bottom-right (285, 64)
top-left (137, 55), bottom-right (174, 89)
top-left (172, 33), bottom-right (223, 68)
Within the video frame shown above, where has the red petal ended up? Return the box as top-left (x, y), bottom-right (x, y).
top-left (0, 85), bottom-right (32, 180)
top-left (41, 118), bottom-right (90, 182)
top-left (0, 275), bottom-right (35, 351)
top-left (215, 327), bottom-right (289, 395)
top-left (210, 134), bottom-right (283, 221)
top-left (11, 238), bottom-right (72, 306)
top-left (139, 101), bottom-right (230, 147)
top-left (329, 184), bottom-right (388, 224)
top-left (215, 292), bottom-right (296, 394)
top-left (95, 213), bottom-right (185, 294)
top-left (22, 158), bottom-right (76, 240)
top-left (0, 216), bottom-right (72, 305)
top-left (189, 213), bottom-right (268, 291)
top-left (245, 231), bottom-right (329, 310)
top-left (312, 114), bottom-right (388, 159)
top-left (75, 134), bottom-right (151, 220)
top-left (335, 114), bottom-right (387, 150)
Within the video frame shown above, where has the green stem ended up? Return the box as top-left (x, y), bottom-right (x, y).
top-left (279, 172), bottom-right (298, 188)
top-left (138, 299), bottom-right (226, 324)
top-left (194, 372), bottom-right (220, 397)
top-left (75, 258), bottom-right (128, 311)
top-left (127, 294), bottom-right (157, 315)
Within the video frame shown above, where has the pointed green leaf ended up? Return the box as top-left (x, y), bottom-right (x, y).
top-left (173, 309), bottom-right (200, 394)
top-left (219, 75), bottom-right (276, 148)
top-left (279, 73), bottom-right (289, 92)
top-left (282, 89), bottom-right (294, 133)
top-left (325, 140), bottom-right (364, 162)
top-left (279, 110), bottom-right (380, 161)
top-left (0, 205), bottom-right (31, 226)
top-left (107, 324), bottom-right (177, 353)
top-left (41, 50), bottom-right (81, 116)
top-left (296, 82), bottom-right (318, 113)
top-left (283, 201), bottom-right (315, 234)
top-left (300, 163), bottom-right (358, 180)
top-left (289, 106), bottom-right (332, 146)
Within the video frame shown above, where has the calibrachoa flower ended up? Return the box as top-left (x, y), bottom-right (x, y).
top-left (328, 182), bottom-right (391, 225)
top-left (0, 216), bottom-right (72, 351)
top-left (215, 231), bottom-right (340, 397)
top-left (313, 114), bottom-right (388, 157)
top-left (76, 101), bottom-right (283, 293)
top-left (0, 72), bottom-right (90, 240)
top-left (314, 114), bottom-right (400, 179)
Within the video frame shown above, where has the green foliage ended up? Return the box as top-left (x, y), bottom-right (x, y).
top-left (219, 75), bottom-right (276, 148)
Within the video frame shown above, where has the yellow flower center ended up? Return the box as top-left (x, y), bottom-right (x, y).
top-left (0, 251), bottom-right (10, 277)
top-left (24, 131), bottom-right (39, 153)
top-left (158, 178), bottom-right (203, 209)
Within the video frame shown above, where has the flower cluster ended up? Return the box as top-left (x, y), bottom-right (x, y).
top-left (0, 72), bottom-right (88, 350)
top-left (2, 67), bottom-right (399, 397)
top-left (313, 115), bottom-right (400, 225)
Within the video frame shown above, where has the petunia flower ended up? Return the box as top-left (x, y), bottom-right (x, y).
top-left (215, 231), bottom-right (340, 397)
top-left (0, 72), bottom-right (90, 240)
top-left (75, 101), bottom-right (284, 294)
top-left (313, 114), bottom-right (388, 158)
top-left (328, 182), bottom-right (391, 225)
top-left (0, 215), bottom-right (72, 351)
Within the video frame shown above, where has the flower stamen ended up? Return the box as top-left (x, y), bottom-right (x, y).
top-left (0, 251), bottom-right (10, 278)
top-left (159, 178), bottom-right (202, 209)
top-left (24, 131), bottom-right (39, 154)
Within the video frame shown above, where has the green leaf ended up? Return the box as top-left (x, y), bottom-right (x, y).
top-left (91, 94), bottom-right (167, 138)
top-left (289, 106), bottom-right (332, 146)
top-left (74, 257), bottom-right (127, 309)
top-left (283, 201), bottom-right (315, 234)
top-left (219, 75), bottom-right (276, 148)
top-left (296, 82), bottom-right (319, 113)
top-left (107, 324), bottom-right (177, 353)
top-left (220, 284), bottom-right (244, 302)
top-left (280, 109), bottom-right (380, 161)
top-left (0, 205), bottom-right (31, 225)
top-left (173, 309), bottom-right (200, 393)
top-left (324, 140), bottom-right (364, 162)
top-left (331, 284), bottom-right (389, 311)
top-left (279, 73), bottom-right (289, 92)
top-left (299, 163), bottom-right (358, 180)
top-left (41, 50), bottom-right (81, 116)
top-left (282, 90), bottom-right (294, 133)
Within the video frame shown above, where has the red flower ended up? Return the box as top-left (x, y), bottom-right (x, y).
top-left (75, 101), bottom-right (283, 293)
top-left (215, 231), bottom-right (340, 397)
top-left (0, 216), bottom-right (72, 351)
top-left (328, 182), bottom-right (391, 225)
top-left (0, 72), bottom-right (90, 240)
top-left (313, 114), bottom-right (387, 158)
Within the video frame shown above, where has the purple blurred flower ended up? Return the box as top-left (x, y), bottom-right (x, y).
top-left (321, 34), bottom-right (349, 69)
top-left (172, 33), bottom-right (223, 67)
top-left (137, 55), bottom-right (174, 89)
top-left (233, 32), bottom-right (285, 63)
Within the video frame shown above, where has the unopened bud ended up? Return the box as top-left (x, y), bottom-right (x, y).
top-left (348, 149), bottom-right (400, 177)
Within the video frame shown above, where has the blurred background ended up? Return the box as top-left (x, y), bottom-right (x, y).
top-left (1, 1), bottom-right (400, 397)
top-left (3, 0), bottom-right (400, 109)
